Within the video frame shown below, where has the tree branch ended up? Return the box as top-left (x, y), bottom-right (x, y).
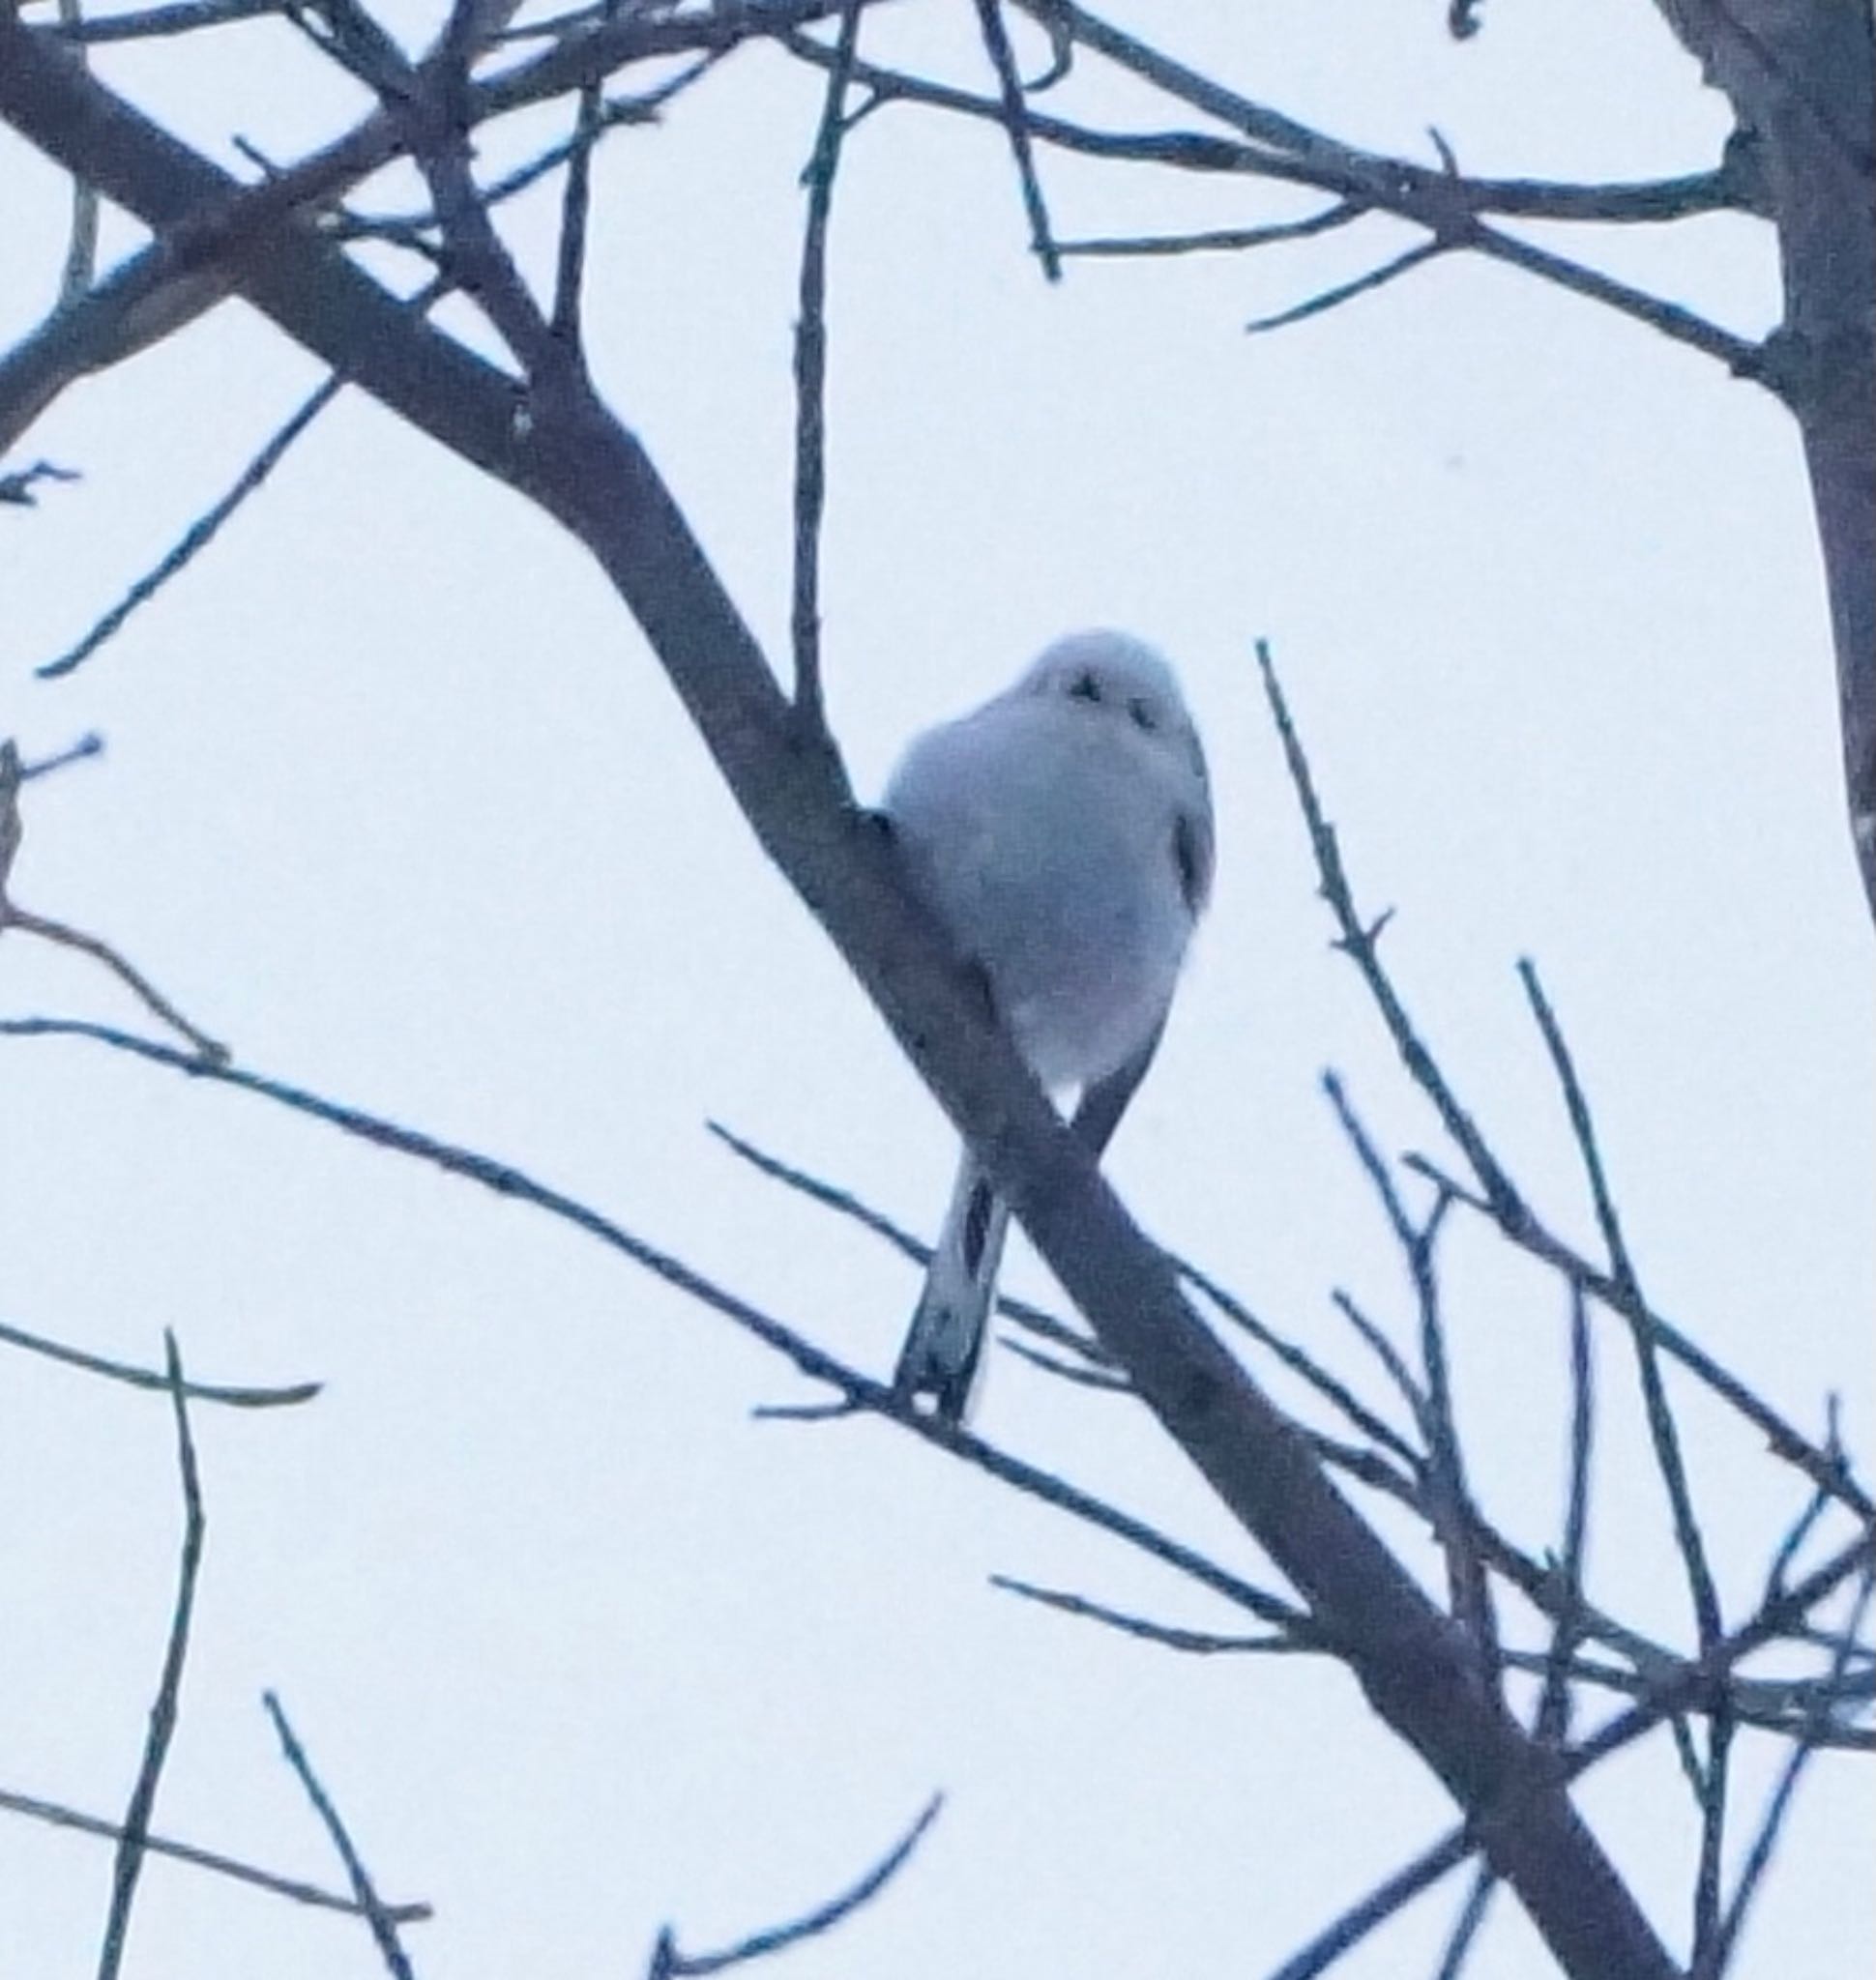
top-left (647, 1794), bottom-right (943, 1976)
top-left (97, 1334), bottom-right (205, 1980)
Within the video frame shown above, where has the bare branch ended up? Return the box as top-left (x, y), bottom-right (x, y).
top-left (705, 1117), bottom-right (1116, 1366)
top-left (996, 1333), bottom-right (1130, 1391)
top-left (1279, 1530), bottom-right (1874, 1980)
top-left (789, 0), bottom-right (863, 739)
top-left (1180, 1265), bottom-right (1420, 1468)
top-left (0, 1784), bottom-right (430, 1919)
top-left (1, 905), bottom-right (228, 1061)
top-left (0, 1316), bottom-right (319, 1408)
top-left (0, 457), bottom-right (80, 504)
top-left (709, 1117), bottom-right (1427, 1474)
top-left (1269, 1830), bottom-right (1474, 1980)
top-left (1416, 1155), bottom-right (1870, 1519)
top-left (549, 73), bottom-right (601, 353)
top-left (648, 1795), bottom-right (943, 1976)
top-left (1258, 641), bottom-right (1528, 1230)
top-left (1056, 200), bottom-right (1360, 260)
top-left (971, 0), bottom-right (1059, 279)
top-left (0, 1), bottom-right (854, 458)
top-left (1433, 1867), bottom-right (1497, 1980)
top-left (49, 0), bottom-right (279, 40)
top-left (1322, 1072), bottom-right (1497, 1674)
top-left (263, 1692), bottom-right (416, 1980)
top-left (97, 1333), bottom-right (205, 1980)
top-left (1517, 958), bottom-right (1722, 1653)
top-left (1536, 1283), bottom-right (1596, 1747)
top-left (17, 731), bottom-right (103, 778)
top-left (1260, 643), bottom-right (1868, 1521)
top-left (703, 1121), bottom-right (1857, 1745)
top-left (990, 1574), bottom-right (1307, 1656)
top-left (1245, 237), bottom-right (1448, 335)
top-left (38, 375), bottom-right (342, 680)
top-left (1706, 1563), bottom-right (1876, 1977)
top-left (0, 1017), bottom-right (1309, 1637)
top-left (1329, 1288), bottom-right (1426, 1425)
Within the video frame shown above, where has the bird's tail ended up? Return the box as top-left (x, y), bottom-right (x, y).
top-left (894, 1147), bottom-right (1011, 1422)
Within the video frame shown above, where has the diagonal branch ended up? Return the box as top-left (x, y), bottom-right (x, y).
top-left (0, 1783), bottom-right (430, 1920)
top-left (971, 0), bottom-right (1060, 278)
top-left (263, 1692), bottom-right (416, 1980)
top-left (648, 1794), bottom-right (943, 1976)
top-left (0, 1015), bottom-right (1307, 1639)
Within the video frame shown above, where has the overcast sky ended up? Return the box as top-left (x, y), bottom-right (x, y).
top-left (2, 3), bottom-right (1871, 1976)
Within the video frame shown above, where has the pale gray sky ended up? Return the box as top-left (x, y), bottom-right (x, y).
top-left (2, 4), bottom-right (1870, 1976)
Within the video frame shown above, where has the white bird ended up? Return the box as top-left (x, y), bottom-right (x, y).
top-left (883, 629), bottom-right (1215, 1419)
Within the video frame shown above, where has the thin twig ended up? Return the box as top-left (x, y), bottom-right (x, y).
top-left (0, 458), bottom-right (81, 505)
top-left (38, 375), bottom-right (342, 680)
top-left (1262, 639), bottom-right (1866, 1522)
top-left (1176, 1259), bottom-right (1421, 1465)
top-left (1464, 217), bottom-right (1763, 384)
top-left (336, 56), bottom-right (715, 248)
top-left (49, 0), bottom-right (279, 39)
top-left (1055, 200), bottom-right (1359, 258)
top-left (1414, 1154), bottom-right (1869, 1517)
top-left (971, 0), bottom-right (1060, 279)
top-left (0, 1019), bottom-right (1307, 1635)
top-left (705, 1118), bottom-right (1115, 1365)
top-left (1569, 1533), bottom-right (1873, 1771)
top-left (1762, 1402), bottom-right (1841, 1601)
top-left (1517, 959), bottom-right (1722, 1659)
top-left (1434, 1866), bottom-right (1497, 1980)
top-left (1322, 1071), bottom-right (1496, 1672)
top-left (18, 732), bottom-right (103, 779)
top-left (781, 26), bottom-right (1759, 376)
top-left (1692, 1706), bottom-right (1736, 1969)
top-left (549, 30), bottom-right (607, 353)
top-left (990, 1574), bottom-right (1306, 1655)
top-left (0, 1316), bottom-right (319, 1407)
top-left (648, 1795), bottom-right (943, 1975)
top-left (1329, 1288), bottom-right (1426, 1422)
top-left (1275, 1532), bottom-right (1875, 1980)
top-left (0, 1784), bottom-right (430, 1919)
top-left (1267, 1829), bottom-right (1474, 1980)
top-left (707, 1124), bottom-right (1851, 1736)
top-left (263, 1692), bottom-right (416, 1980)
top-left (789, 0), bottom-right (863, 739)
top-left (1537, 1282), bottom-right (1595, 1745)
top-left (1257, 640), bottom-right (1527, 1220)
top-left (1246, 237), bottom-right (1448, 334)
top-left (2, 908), bottom-right (227, 1062)
top-left (998, 1333), bottom-right (1131, 1390)
top-left (97, 1333), bottom-right (205, 1980)
top-left (1705, 1566), bottom-right (1876, 1976)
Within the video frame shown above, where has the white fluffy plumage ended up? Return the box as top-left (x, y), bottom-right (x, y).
top-left (885, 629), bottom-right (1214, 1418)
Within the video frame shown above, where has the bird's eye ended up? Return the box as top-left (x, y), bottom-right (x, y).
top-left (1129, 697), bottom-right (1157, 732)
top-left (1069, 671), bottom-right (1103, 703)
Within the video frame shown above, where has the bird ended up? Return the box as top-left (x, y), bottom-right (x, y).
top-left (882, 628), bottom-right (1214, 1420)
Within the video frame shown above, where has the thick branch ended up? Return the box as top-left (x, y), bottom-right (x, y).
top-left (1652, 0), bottom-right (1876, 918)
